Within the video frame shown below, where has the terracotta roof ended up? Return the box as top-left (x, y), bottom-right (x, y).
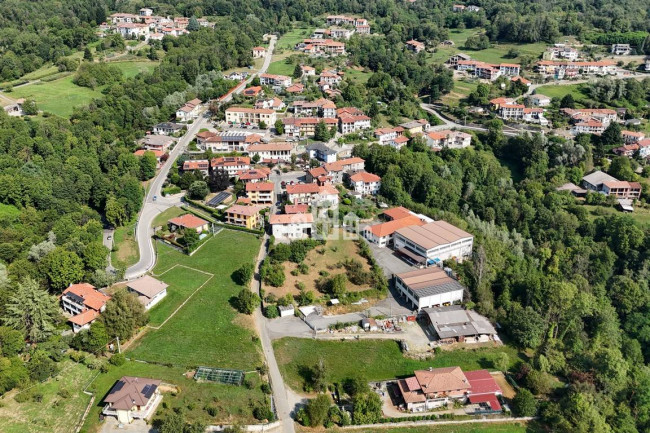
top-left (247, 142), bottom-right (293, 152)
top-left (382, 206), bottom-right (412, 220)
top-left (127, 275), bottom-right (168, 300)
top-left (308, 166), bottom-right (328, 178)
top-left (103, 377), bottom-right (162, 411)
top-left (238, 169), bottom-right (270, 180)
top-left (246, 182), bottom-right (275, 192)
top-left (269, 213), bottom-right (314, 224)
top-left (211, 156), bottom-right (250, 167)
top-left (134, 149), bottom-right (164, 158)
top-left (226, 107), bottom-right (273, 114)
top-left (324, 157), bottom-right (364, 172)
top-left (69, 309), bottom-right (99, 326)
top-left (286, 183), bottom-right (320, 194)
top-left (414, 366), bottom-right (470, 394)
top-left (183, 160), bottom-right (209, 170)
top-left (168, 214), bottom-right (208, 229)
top-left (318, 184), bottom-right (339, 196)
top-left (63, 283), bottom-right (110, 311)
top-left (349, 171), bottom-right (381, 183)
top-left (226, 204), bottom-right (262, 217)
top-left (366, 215), bottom-right (425, 238)
top-left (465, 370), bottom-right (502, 395)
top-left (285, 204), bottom-right (309, 214)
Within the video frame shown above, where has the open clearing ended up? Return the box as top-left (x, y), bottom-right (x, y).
top-left (8, 75), bottom-right (103, 117)
top-left (151, 206), bottom-right (185, 228)
top-left (110, 61), bottom-right (159, 78)
top-left (80, 360), bottom-right (266, 432)
top-left (110, 220), bottom-right (139, 270)
top-left (273, 338), bottom-right (522, 392)
top-left (582, 204), bottom-right (650, 227)
top-left (127, 230), bottom-right (263, 369)
top-left (0, 360), bottom-right (93, 433)
top-left (316, 421), bottom-right (543, 433)
top-left (534, 83), bottom-right (589, 102)
top-left (267, 60), bottom-right (296, 76)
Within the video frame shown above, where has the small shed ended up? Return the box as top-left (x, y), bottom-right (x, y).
top-left (361, 318), bottom-right (378, 332)
top-left (278, 305), bottom-right (295, 318)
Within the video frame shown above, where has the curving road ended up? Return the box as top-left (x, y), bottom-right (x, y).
top-left (125, 36), bottom-right (278, 280)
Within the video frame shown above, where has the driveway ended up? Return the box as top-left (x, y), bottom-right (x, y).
top-left (100, 418), bottom-right (154, 433)
top-left (266, 316), bottom-right (313, 340)
top-left (102, 229), bottom-right (115, 273)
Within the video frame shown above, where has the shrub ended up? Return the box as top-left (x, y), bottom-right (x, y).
top-left (261, 382), bottom-right (272, 394)
top-left (57, 388), bottom-right (71, 399)
top-left (264, 305), bottom-right (279, 318)
top-left (298, 262), bottom-right (309, 274)
top-left (109, 353), bottom-right (126, 366)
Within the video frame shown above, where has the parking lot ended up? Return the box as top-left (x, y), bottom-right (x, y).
top-left (364, 237), bottom-right (416, 277)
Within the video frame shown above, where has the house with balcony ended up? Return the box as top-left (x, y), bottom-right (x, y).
top-left (61, 283), bottom-right (110, 333)
top-left (102, 376), bottom-right (163, 424)
top-left (269, 213), bottom-right (314, 240)
top-left (246, 182), bottom-right (275, 205)
top-left (225, 205), bottom-right (263, 229)
top-left (348, 171), bottom-right (381, 195)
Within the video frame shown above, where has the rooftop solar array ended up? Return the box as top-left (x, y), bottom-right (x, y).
top-left (194, 366), bottom-right (244, 385)
top-left (207, 191), bottom-right (230, 207)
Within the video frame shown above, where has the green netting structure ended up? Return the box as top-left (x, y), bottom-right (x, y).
top-left (194, 366), bottom-right (245, 385)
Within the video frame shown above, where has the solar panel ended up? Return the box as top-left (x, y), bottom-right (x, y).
top-left (66, 292), bottom-right (85, 304)
top-left (141, 384), bottom-right (157, 399)
top-left (207, 191), bottom-right (230, 207)
top-left (112, 381), bottom-right (124, 392)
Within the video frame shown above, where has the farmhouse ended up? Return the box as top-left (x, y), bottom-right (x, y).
top-left (126, 275), bottom-right (169, 310)
top-left (269, 213), bottom-right (314, 240)
top-left (246, 142), bottom-right (293, 163)
top-left (348, 171), bottom-right (381, 195)
top-left (252, 46), bottom-right (266, 58)
top-left (246, 182), bottom-right (275, 205)
top-left (423, 305), bottom-right (497, 343)
top-left (396, 367), bottom-right (502, 412)
top-left (168, 214), bottom-right (210, 233)
top-left (102, 376), bottom-right (163, 424)
top-left (61, 283), bottom-right (110, 333)
top-left (406, 40), bottom-right (425, 53)
top-left (394, 267), bottom-right (465, 310)
top-left (225, 205), bottom-right (263, 229)
top-left (393, 220), bottom-right (474, 264)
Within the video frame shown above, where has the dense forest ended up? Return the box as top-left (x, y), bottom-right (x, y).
top-left (0, 0), bottom-right (649, 431)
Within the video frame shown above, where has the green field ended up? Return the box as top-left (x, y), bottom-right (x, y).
top-left (345, 68), bottom-right (373, 84)
top-left (8, 75), bottom-right (103, 117)
top-left (0, 360), bottom-right (94, 433)
top-left (110, 61), bottom-right (159, 78)
top-left (81, 360), bottom-right (266, 432)
top-left (127, 230), bottom-right (263, 369)
top-left (582, 204), bottom-right (650, 227)
top-left (276, 27), bottom-right (314, 51)
top-left (318, 422), bottom-right (543, 433)
top-left (441, 80), bottom-right (479, 106)
top-left (534, 83), bottom-right (589, 102)
top-left (151, 206), bottom-right (185, 229)
top-left (266, 60), bottom-right (296, 76)
top-left (110, 220), bottom-right (139, 270)
top-left (273, 338), bottom-right (522, 392)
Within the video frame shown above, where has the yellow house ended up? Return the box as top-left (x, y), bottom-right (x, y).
top-left (225, 205), bottom-right (262, 229)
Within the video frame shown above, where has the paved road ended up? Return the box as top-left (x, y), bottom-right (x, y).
top-left (421, 103), bottom-right (526, 137)
top-left (102, 229), bottom-right (116, 274)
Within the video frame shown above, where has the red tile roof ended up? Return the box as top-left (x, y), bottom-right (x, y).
top-left (168, 214), bottom-right (209, 229)
top-left (286, 183), bottom-right (320, 194)
top-left (367, 215), bottom-right (425, 238)
top-left (63, 283), bottom-right (110, 311)
top-left (285, 204), bottom-right (309, 214)
top-left (69, 309), bottom-right (99, 326)
top-left (349, 171), bottom-right (381, 183)
top-left (226, 205), bottom-right (262, 217)
top-left (269, 213), bottom-right (314, 224)
top-left (246, 182), bottom-right (275, 192)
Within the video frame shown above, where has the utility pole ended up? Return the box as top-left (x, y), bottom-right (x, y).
top-left (116, 336), bottom-right (121, 354)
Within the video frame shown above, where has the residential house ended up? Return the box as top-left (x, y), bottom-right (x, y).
top-left (285, 204), bottom-right (310, 214)
top-left (394, 267), bottom-right (465, 310)
top-left (246, 182), bottom-right (275, 205)
top-left (152, 122), bottom-right (185, 135)
top-left (252, 46), bottom-right (266, 58)
top-left (292, 98), bottom-right (337, 118)
top-left (4, 98), bottom-right (25, 116)
top-left (622, 130), bottom-right (645, 144)
top-left (639, 139), bottom-right (650, 158)
top-left (269, 213), bottom-right (314, 240)
top-left (400, 119), bottom-right (430, 135)
top-left (562, 108), bottom-right (618, 123)
top-left (455, 59), bottom-right (520, 80)
top-left (322, 157), bottom-right (365, 183)
top-left (535, 60), bottom-right (616, 78)
top-left (489, 98), bottom-right (524, 120)
top-left (168, 214), bottom-right (210, 233)
top-left (523, 108), bottom-right (548, 126)
top-left (260, 73), bottom-right (292, 91)
top-left (109, 13), bottom-right (139, 24)
top-left (286, 183), bottom-right (320, 205)
top-left (543, 45), bottom-right (579, 61)
top-left (453, 4), bottom-right (466, 12)
top-left (197, 131), bottom-right (262, 153)
top-left (210, 156), bottom-right (251, 177)
top-left (134, 149), bottom-right (164, 162)
top-left (307, 142), bottom-right (338, 163)
top-left (397, 367), bottom-right (502, 412)
top-left (406, 40), bottom-right (425, 53)
top-left (571, 119), bottom-right (607, 135)
top-left (446, 53), bottom-right (472, 67)
top-left (318, 70), bottom-right (342, 89)
top-left (139, 7), bottom-right (153, 16)
top-left (225, 107), bottom-right (277, 126)
top-left (61, 283), bottom-right (110, 333)
top-left (225, 205), bottom-right (262, 229)
top-left (116, 22), bottom-right (150, 40)
top-left (300, 65), bottom-right (316, 76)
top-left (511, 76), bottom-right (531, 87)
top-left (236, 167), bottom-right (271, 183)
top-left (102, 377), bottom-right (163, 424)
top-left (338, 113), bottom-right (372, 134)
top-left (255, 97), bottom-right (285, 111)
top-left (425, 130), bottom-right (472, 150)
top-left (613, 144), bottom-right (640, 157)
top-left (182, 160), bottom-right (210, 176)
top-left (283, 117), bottom-right (338, 138)
top-left (175, 98), bottom-right (202, 122)
top-left (242, 86), bottom-right (263, 98)
top-left (348, 171), bottom-right (381, 195)
top-left (582, 170), bottom-right (641, 199)
top-left (646, 58), bottom-right (650, 72)
top-left (528, 94), bottom-right (551, 107)
top-left (393, 220), bottom-right (474, 264)
top-left (315, 184), bottom-right (340, 209)
top-left (126, 275), bottom-right (169, 310)
top-left (246, 142), bottom-right (293, 163)
top-left (142, 135), bottom-right (174, 152)
top-left (466, 5), bottom-right (481, 11)
top-left (611, 44), bottom-right (632, 55)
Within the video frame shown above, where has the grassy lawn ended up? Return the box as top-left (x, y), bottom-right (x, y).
top-left (266, 60), bottom-right (296, 76)
top-left (316, 421), bottom-right (543, 433)
top-left (440, 80), bottom-right (479, 106)
top-left (8, 75), bottom-right (103, 117)
top-left (127, 230), bottom-right (263, 369)
top-left (581, 204), bottom-right (650, 227)
top-left (151, 206), bottom-right (185, 228)
top-left (110, 220), bottom-right (139, 270)
top-left (0, 360), bottom-right (93, 433)
top-left (273, 338), bottom-right (523, 392)
top-left (534, 83), bottom-right (589, 102)
top-left (110, 60), bottom-right (159, 78)
top-left (273, 26), bottom-right (314, 62)
top-left (345, 68), bottom-right (373, 85)
top-left (81, 360), bottom-right (266, 432)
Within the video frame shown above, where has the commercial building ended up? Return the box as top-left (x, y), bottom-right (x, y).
top-left (394, 267), bottom-right (465, 310)
top-left (393, 221), bottom-right (474, 264)
top-left (225, 107), bottom-right (276, 126)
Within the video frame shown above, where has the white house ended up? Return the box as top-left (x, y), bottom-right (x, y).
top-left (394, 267), bottom-right (464, 310)
top-left (426, 130), bottom-right (472, 150)
top-left (116, 23), bottom-right (150, 40)
top-left (338, 113), bottom-right (371, 134)
top-left (348, 171), bottom-right (381, 195)
top-left (269, 213), bottom-right (314, 240)
top-left (529, 94), bottom-right (551, 107)
top-left (175, 98), bottom-right (202, 122)
top-left (126, 275), bottom-right (168, 310)
top-left (61, 283), bottom-right (110, 333)
top-left (246, 142), bottom-right (293, 163)
top-left (252, 46), bottom-right (266, 58)
top-left (259, 73), bottom-right (292, 90)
